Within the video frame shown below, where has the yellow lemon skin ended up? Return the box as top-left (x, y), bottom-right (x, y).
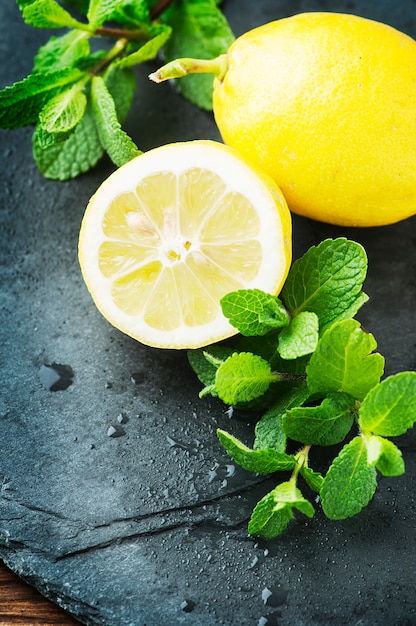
top-left (213, 12), bottom-right (416, 227)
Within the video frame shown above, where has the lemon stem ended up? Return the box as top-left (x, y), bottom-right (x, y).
top-left (149, 54), bottom-right (228, 83)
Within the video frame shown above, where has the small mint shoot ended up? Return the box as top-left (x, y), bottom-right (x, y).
top-left (2, 0), bottom-right (234, 178)
top-left (248, 480), bottom-right (315, 539)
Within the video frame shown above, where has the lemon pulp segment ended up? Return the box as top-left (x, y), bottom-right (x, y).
top-left (98, 168), bottom-right (261, 330)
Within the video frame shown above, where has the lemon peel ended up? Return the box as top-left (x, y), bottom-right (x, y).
top-left (151, 12), bottom-right (416, 227)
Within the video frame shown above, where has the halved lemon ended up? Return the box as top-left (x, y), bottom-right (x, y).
top-left (78, 140), bottom-right (292, 349)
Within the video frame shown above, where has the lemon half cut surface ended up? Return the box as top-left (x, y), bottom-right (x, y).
top-left (78, 140), bottom-right (292, 349)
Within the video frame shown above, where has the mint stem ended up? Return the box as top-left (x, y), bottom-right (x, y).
top-left (150, 0), bottom-right (175, 20)
top-left (274, 372), bottom-right (307, 382)
top-left (291, 445), bottom-right (311, 483)
top-left (94, 26), bottom-right (147, 40)
top-left (90, 37), bottom-right (128, 76)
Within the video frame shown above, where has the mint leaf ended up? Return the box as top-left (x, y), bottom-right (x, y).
top-left (248, 482), bottom-right (315, 539)
top-left (215, 352), bottom-right (277, 405)
top-left (116, 26), bottom-right (172, 69)
top-left (104, 65), bottom-right (136, 124)
top-left (278, 311), bottom-right (319, 359)
top-left (374, 438), bottom-right (405, 476)
top-left (321, 436), bottom-right (377, 519)
top-left (220, 289), bottom-right (290, 337)
top-left (33, 30), bottom-right (90, 73)
top-left (217, 429), bottom-right (296, 475)
top-left (109, 0), bottom-right (150, 26)
top-left (283, 392), bottom-right (356, 446)
top-left (254, 382), bottom-right (310, 451)
top-left (188, 346), bottom-right (234, 395)
top-left (33, 66), bottom-right (137, 180)
top-left (281, 238), bottom-right (368, 332)
top-left (23, 0), bottom-right (87, 29)
top-left (299, 466), bottom-right (324, 493)
top-left (87, 0), bottom-right (117, 27)
top-left (306, 319), bottom-right (384, 400)
top-left (0, 68), bottom-right (84, 130)
top-left (358, 371), bottom-right (416, 437)
top-left (33, 101), bottom-right (103, 179)
top-left (39, 83), bottom-right (87, 132)
top-left (161, 0), bottom-right (235, 110)
top-left (91, 76), bottom-right (141, 167)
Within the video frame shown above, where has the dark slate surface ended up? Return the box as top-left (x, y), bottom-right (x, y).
top-left (1, 1), bottom-right (416, 625)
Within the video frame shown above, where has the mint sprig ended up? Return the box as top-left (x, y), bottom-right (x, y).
top-left (1, 0), bottom-right (234, 179)
top-left (189, 238), bottom-right (416, 539)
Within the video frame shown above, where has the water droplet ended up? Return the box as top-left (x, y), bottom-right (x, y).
top-left (261, 584), bottom-right (289, 607)
top-left (249, 555), bottom-right (259, 569)
top-left (117, 413), bottom-right (128, 424)
top-left (39, 363), bottom-right (73, 391)
top-left (131, 371), bottom-right (145, 384)
top-left (107, 425), bottom-right (125, 438)
top-left (180, 599), bottom-right (195, 613)
top-left (262, 588), bottom-right (273, 605)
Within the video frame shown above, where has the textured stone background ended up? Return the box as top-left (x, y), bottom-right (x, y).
top-left (1, 1), bottom-right (416, 624)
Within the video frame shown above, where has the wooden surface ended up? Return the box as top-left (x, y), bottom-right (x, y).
top-left (0, 561), bottom-right (82, 625)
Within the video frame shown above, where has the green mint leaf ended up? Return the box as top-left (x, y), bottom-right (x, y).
top-left (254, 404), bottom-right (287, 453)
top-left (281, 238), bottom-right (368, 332)
top-left (278, 311), bottom-right (319, 359)
top-left (87, 0), bottom-right (117, 27)
top-left (220, 289), bottom-right (290, 337)
top-left (306, 319), bottom-right (384, 400)
top-left (116, 26), bottom-right (172, 69)
top-left (187, 345), bottom-right (234, 396)
top-left (215, 352), bottom-right (277, 405)
top-left (16, 0), bottom-right (38, 7)
top-left (254, 382), bottom-right (310, 451)
top-left (248, 482), bottom-right (315, 539)
top-left (39, 83), bottom-right (87, 132)
top-left (283, 392), bottom-right (356, 447)
top-left (33, 101), bottom-right (103, 179)
top-left (373, 437), bottom-right (405, 476)
top-left (33, 30), bottom-right (91, 73)
top-left (217, 429), bottom-right (296, 475)
top-left (61, 0), bottom-right (88, 13)
top-left (299, 466), bottom-right (324, 493)
top-left (358, 371), bottom-right (416, 437)
top-left (104, 65), bottom-right (136, 124)
top-left (0, 68), bottom-right (84, 130)
top-left (113, 1), bottom-right (150, 26)
top-left (91, 76), bottom-right (141, 167)
top-left (23, 0), bottom-right (87, 29)
top-left (161, 0), bottom-right (235, 110)
top-left (33, 65), bottom-right (137, 179)
top-left (321, 436), bottom-right (377, 520)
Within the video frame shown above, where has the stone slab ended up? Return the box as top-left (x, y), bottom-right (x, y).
top-left (1, 1), bottom-right (416, 624)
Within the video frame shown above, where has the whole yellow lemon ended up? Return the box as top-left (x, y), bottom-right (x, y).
top-left (212, 12), bottom-right (416, 227)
